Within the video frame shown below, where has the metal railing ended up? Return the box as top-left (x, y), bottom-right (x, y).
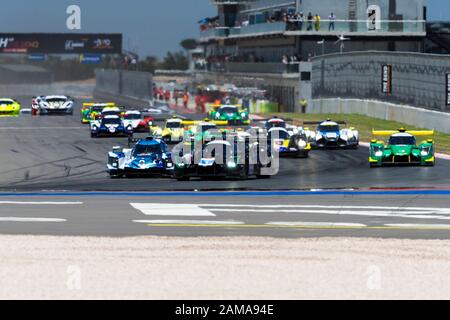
top-left (210, 0), bottom-right (256, 4)
top-left (209, 62), bottom-right (300, 74)
top-left (201, 19), bottom-right (426, 40)
top-left (199, 27), bottom-right (229, 40)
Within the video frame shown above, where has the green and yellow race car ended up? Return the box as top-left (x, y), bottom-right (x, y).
top-left (81, 102), bottom-right (116, 123)
top-left (0, 98), bottom-right (21, 117)
top-left (208, 104), bottom-right (250, 125)
top-left (369, 129), bottom-right (435, 167)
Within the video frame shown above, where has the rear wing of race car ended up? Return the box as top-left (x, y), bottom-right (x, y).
top-left (181, 119), bottom-right (229, 126)
top-left (372, 129), bottom-right (435, 136)
top-left (82, 102), bottom-right (116, 108)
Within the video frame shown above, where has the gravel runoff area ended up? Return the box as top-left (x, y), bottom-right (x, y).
top-left (1, 235), bottom-right (450, 300)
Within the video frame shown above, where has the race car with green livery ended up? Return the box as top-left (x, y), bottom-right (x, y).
top-left (208, 105), bottom-right (250, 125)
top-left (0, 98), bottom-right (21, 117)
top-left (369, 129), bottom-right (435, 167)
top-left (81, 102), bottom-right (116, 124)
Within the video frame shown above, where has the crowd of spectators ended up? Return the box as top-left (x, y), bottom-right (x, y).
top-left (199, 18), bottom-right (220, 32)
top-left (200, 10), bottom-right (338, 33)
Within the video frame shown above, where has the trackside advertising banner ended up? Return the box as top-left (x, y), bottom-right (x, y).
top-left (446, 73), bottom-right (450, 106)
top-left (0, 33), bottom-right (122, 54)
top-left (382, 64), bottom-right (392, 94)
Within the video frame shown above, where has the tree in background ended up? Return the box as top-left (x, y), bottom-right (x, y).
top-left (159, 51), bottom-right (189, 70)
top-left (180, 38), bottom-right (198, 51)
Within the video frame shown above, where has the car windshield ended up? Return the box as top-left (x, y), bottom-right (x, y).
top-left (133, 144), bottom-right (162, 156)
top-left (266, 121), bottom-right (286, 129)
top-left (200, 125), bottom-right (217, 133)
top-left (102, 118), bottom-right (121, 125)
top-left (389, 136), bottom-right (416, 145)
top-left (91, 106), bottom-right (104, 112)
top-left (269, 129), bottom-right (290, 140)
top-left (166, 121), bottom-right (182, 128)
top-left (0, 100), bottom-right (13, 105)
top-left (218, 107), bottom-right (237, 114)
top-left (46, 98), bottom-right (67, 103)
top-left (318, 125), bottom-right (340, 132)
top-left (103, 111), bottom-right (121, 116)
top-left (124, 113), bottom-right (141, 120)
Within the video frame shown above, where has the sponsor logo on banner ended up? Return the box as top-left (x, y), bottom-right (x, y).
top-left (65, 40), bottom-right (86, 50)
top-left (93, 38), bottom-right (113, 50)
top-left (446, 73), bottom-right (450, 106)
top-left (382, 65), bottom-right (392, 94)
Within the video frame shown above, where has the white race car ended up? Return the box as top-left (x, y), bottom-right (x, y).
top-left (32, 95), bottom-right (74, 115)
top-left (122, 110), bottom-right (154, 132)
top-left (304, 120), bottom-right (359, 149)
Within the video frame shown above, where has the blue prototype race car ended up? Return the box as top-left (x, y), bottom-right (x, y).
top-left (90, 115), bottom-right (134, 138)
top-left (106, 137), bottom-right (174, 178)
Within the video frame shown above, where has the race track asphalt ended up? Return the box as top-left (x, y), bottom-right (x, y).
top-left (0, 96), bottom-right (448, 239)
top-left (0, 97), bottom-right (449, 192)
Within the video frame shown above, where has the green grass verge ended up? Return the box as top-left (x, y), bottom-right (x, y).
top-left (258, 113), bottom-right (450, 154)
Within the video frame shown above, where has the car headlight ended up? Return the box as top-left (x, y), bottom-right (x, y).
top-left (298, 140), bottom-right (307, 148)
top-left (375, 150), bottom-right (383, 157)
top-left (227, 161), bottom-right (237, 168)
top-left (421, 148), bottom-right (430, 156)
top-left (241, 112), bottom-right (247, 118)
top-left (167, 163), bottom-right (173, 168)
top-left (215, 113), bottom-right (221, 119)
top-left (176, 163), bottom-right (185, 168)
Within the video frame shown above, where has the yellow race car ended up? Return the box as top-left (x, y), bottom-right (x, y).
top-left (0, 98), bottom-right (21, 117)
top-left (149, 117), bottom-right (186, 144)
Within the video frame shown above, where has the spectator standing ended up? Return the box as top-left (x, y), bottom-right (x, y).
top-left (314, 14), bottom-right (321, 31)
top-left (329, 13), bottom-right (336, 31)
top-left (307, 12), bottom-right (313, 31)
top-left (164, 90), bottom-right (171, 102)
top-left (298, 12), bottom-right (304, 31)
top-left (183, 91), bottom-right (189, 109)
top-left (299, 98), bottom-right (308, 114)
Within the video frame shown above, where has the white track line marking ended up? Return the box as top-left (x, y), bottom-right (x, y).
top-left (385, 224), bottom-right (450, 229)
top-left (197, 204), bottom-right (450, 212)
top-left (0, 217), bottom-right (66, 222)
top-left (0, 201), bottom-right (83, 205)
top-left (266, 222), bottom-right (367, 228)
top-left (210, 209), bottom-right (450, 220)
top-left (133, 220), bottom-right (243, 225)
top-left (130, 203), bottom-right (216, 217)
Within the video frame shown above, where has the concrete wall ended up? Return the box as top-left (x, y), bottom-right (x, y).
top-left (95, 69), bottom-right (153, 102)
top-left (312, 51), bottom-right (450, 112)
top-left (312, 98), bottom-right (450, 134)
